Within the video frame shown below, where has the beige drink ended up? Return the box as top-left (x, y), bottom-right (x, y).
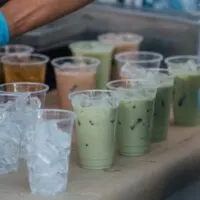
top-left (98, 33), bottom-right (143, 80)
top-left (52, 57), bottom-right (99, 110)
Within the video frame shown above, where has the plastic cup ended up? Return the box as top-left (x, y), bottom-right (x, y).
top-left (0, 82), bottom-right (49, 107)
top-left (98, 32), bottom-right (143, 80)
top-left (52, 56), bottom-right (100, 110)
top-left (115, 51), bottom-right (163, 80)
top-left (26, 109), bottom-right (75, 196)
top-left (165, 56), bottom-right (200, 126)
top-left (0, 44), bottom-right (34, 83)
top-left (0, 93), bottom-right (38, 173)
top-left (69, 90), bottom-right (119, 169)
top-left (0, 82), bottom-right (49, 158)
top-left (1, 53), bottom-right (49, 83)
top-left (122, 65), bottom-right (174, 142)
top-left (70, 41), bottom-right (114, 89)
top-left (107, 79), bottom-right (157, 156)
top-left (0, 93), bottom-right (22, 173)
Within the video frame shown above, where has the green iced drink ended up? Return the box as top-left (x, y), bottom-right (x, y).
top-left (165, 55), bottom-right (200, 126)
top-left (173, 74), bottom-right (200, 125)
top-left (69, 90), bottom-right (118, 169)
top-left (70, 41), bottom-right (114, 89)
top-left (152, 85), bottom-right (173, 142)
top-left (107, 80), bottom-right (157, 156)
top-left (120, 66), bottom-right (174, 142)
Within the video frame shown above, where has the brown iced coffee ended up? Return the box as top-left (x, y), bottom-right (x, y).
top-left (0, 44), bottom-right (34, 83)
top-left (98, 33), bottom-right (143, 80)
top-left (52, 57), bottom-right (100, 110)
top-left (1, 53), bottom-right (48, 83)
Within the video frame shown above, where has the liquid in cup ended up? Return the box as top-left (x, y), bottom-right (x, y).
top-left (115, 51), bottom-right (163, 79)
top-left (26, 109), bottom-right (75, 196)
top-left (0, 44), bottom-right (34, 83)
top-left (0, 82), bottom-right (49, 158)
top-left (98, 33), bottom-right (143, 80)
top-left (122, 65), bottom-right (174, 142)
top-left (0, 93), bottom-right (38, 173)
top-left (69, 90), bottom-right (119, 169)
top-left (107, 79), bottom-right (157, 156)
top-left (70, 41), bottom-right (114, 89)
top-left (165, 56), bottom-right (200, 126)
top-left (1, 53), bottom-right (49, 83)
top-left (52, 57), bottom-right (100, 110)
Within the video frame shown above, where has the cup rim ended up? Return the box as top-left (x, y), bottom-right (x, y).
top-left (106, 79), bottom-right (157, 91)
top-left (68, 89), bottom-right (114, 100)
top-left (1, 53), bottom-right (49, 66)
top-left (0, 44), bottom-right (34, 56)
top-left (115, 51), bottom-right (163, 64)
top-left (164, 55), bottom-right (200, 65)
top-left (69, 40), bottom-right (115, 52)
top-left (98, 32), bottom-right (143, 45)
top-left (0, 82), bottom-right (49, 94)
top-left (51, 56), bottom-right (100, 69)
top-left (27, 109), bottom-right (76, 122)
top-left (121, 64), bottom-right (172, 76)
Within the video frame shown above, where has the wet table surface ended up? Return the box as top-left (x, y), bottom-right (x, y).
top-left (1, 90), bottom-right (200, 200)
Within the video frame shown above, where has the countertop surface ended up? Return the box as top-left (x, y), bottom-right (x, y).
top-left (1, 90), bottom-right (200, 200)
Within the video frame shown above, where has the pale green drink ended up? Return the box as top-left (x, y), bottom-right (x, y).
top-left (70, 41), bottom-right (114, 89)
top-left (107, 80), bottom-right (157, 156)
top-left (69, 90), bottom-right (118, 169)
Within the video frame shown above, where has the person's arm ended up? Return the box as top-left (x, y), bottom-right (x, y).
top-left (0, 0), bottom-right (94, 37)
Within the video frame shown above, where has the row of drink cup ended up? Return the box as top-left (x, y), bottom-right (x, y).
top-left (1, 32), bottom-right (200, 196)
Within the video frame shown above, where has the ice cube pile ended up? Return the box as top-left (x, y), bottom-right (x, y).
top-left (26, 121), bottom-right (71, 196)
top-left (0, 106), bottom-right (21, 173)
top-left (0, 93), bottom-right (74, 197)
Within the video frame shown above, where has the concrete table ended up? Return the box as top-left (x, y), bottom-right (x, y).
top-left (0, 91), bottom-right (200, 200)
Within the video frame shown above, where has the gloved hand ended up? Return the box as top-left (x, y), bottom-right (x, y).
top-left (0, 12), bottom-right (9, 46)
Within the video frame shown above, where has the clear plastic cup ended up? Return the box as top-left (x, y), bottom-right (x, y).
top-left (115, 51), bottom-right (163, 79)
top-left (0, 44), bottom-right (34, 57)
top-left (0, 93), bottom-right (39, 173)
top-left (1, 53), bottom-right (49, 83)
top-left (98, 32), bottom-right (143, 80)
top-left (106, 79), bottom-right (157, 156)
top-left (70, 41), bottom-right (114, 89)
top-left (0, 93), bottom-right (22, 173)
top-left (165, 56), bottom-right (200, 126)
top-left (0, 82), bottom-right (49, 107)
top-left (26, 109), bottom-right (75, 196)
top-left (98, 33), bottom-right (143, 53)
top-left (122, 65), bottom-right (174, 142)
top-left (69, 90), bottom-right (119, 169)
top-left (0, 82), bottom-right (49, 158)
top-left (0, 44), bottom-right (34, 83)
top-left (51, 56), bottom-right (100, 110)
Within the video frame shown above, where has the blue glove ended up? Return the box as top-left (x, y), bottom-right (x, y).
top-left (0, 12), bottom-right (9, 46)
